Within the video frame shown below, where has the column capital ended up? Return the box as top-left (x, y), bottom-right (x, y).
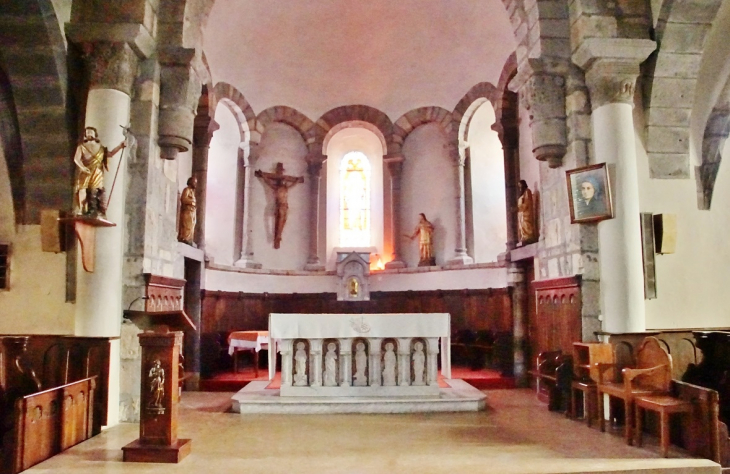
top-left (573, 38), bottom-right (657, 109)
top-left (82, 42), bottom-right (139, 95)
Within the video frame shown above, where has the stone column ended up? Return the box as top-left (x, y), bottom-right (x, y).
top-left (384, 154), bottom-right (406, 268)
top-left (280, 339), bottom-right (293, 387)
top-left (309, 339), bottom-right (323, 387)
top-left (304, 154), bottom-right (325, 271)
top-left (508, 264), bottom-right (528, 386)
top-left (158, 48), bottom-right (201, 160)
top-left (339, 338), bottom-right (352, 386)
top-left (192, 114), bottom-right (219, 249)
top-left (425, 338), bottom-right (439, 386)
top-left (447, 144), bottom-right (474, 265)
top-left (509, 59), bottom-right (569, 168)
top-left (234, 143), bottom-right (262, 268)
top-left (397, 338), bottom-right (411, 386)
top-left (72, 41), bottom-right (139, 426)
top-left (573, 38), bottom-right (656, 333)
top-left (368, 338), bottom-right (382, 387)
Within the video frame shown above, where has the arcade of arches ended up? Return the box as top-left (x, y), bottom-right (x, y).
top-left (2, 0), bottom-right (730, 453)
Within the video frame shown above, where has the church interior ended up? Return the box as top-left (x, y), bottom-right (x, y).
top-left (2, 0), bottom-right (730, 472)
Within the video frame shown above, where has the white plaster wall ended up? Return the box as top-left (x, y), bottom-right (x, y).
top-left (203, 0), bottom-right (516, 120)
top-left (468, 103), bottom-right (507, 263)
top-left (205, 103), bottom-right (239, 265)
top-left (0, 140), bottom-right (74, 334)
top-left (204, 266), bottom-right (508, 293)
top-left (401, 123), bottom-right (457, 267)
top-left (325, 127), bottom-right (384, 268)
top-left (252, 122), bottom-right (309, 269)
top-left (635, 108), bottom-right (730, 329)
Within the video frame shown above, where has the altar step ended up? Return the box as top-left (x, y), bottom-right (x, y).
top-left (231, 378), bottom-right (486, 414)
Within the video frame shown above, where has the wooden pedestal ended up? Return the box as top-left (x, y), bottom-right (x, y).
top-left (122, 330), bottom-right (191, 463)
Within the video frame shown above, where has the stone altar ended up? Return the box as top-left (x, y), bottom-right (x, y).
top-left (268, 313), bottom-right (451, 397)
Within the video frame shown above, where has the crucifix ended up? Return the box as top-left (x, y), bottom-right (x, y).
top-left (255, 162), bottom-right (304, 249)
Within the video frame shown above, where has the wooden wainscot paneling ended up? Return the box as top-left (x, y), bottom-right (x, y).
top-left (530, 276), bottom-right (582, 367)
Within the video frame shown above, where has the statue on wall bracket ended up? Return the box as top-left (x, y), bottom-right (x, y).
top-left (254, 162), bottom-right (304, 249)
top-left (407, 213), bottom-right (436, 266)
top-left (177, 177), bottom-right (197, 246)
top-left (517, 180), bottom-right (536, 245)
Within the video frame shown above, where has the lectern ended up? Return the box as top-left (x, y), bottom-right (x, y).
top-left (122, 330), bottom-right (191, 463)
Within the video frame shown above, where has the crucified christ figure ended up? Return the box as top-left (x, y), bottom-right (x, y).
top-left (255, 162), bottom-right (304, 249)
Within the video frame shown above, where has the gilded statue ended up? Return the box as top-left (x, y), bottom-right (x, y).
top-left (177, 177), bottom-right (197, 245)
top-left (255, 162), bottom-right (304, 249)
top-left (517, 180), bottom-right (536, 244)
top-left (73, 126), bottom-right (126, 218)
top-left (148, 359), bottom-right (165, 413)
top-left (407, 213), bottom-right (436, 266)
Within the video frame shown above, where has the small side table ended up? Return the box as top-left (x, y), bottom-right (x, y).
top-left (228, 331), bottom-right (269, 377)
top-left (634, 394), bottom-right (693, 457)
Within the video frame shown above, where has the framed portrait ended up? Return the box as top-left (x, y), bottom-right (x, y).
top-left (566, 163), bottom-right (614, 224)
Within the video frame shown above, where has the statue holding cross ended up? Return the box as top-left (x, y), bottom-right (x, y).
top-left (255, 162), bottom-right (304, 249)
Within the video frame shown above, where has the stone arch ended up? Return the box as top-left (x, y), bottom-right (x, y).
top-left (453, 83), bottom-right (498, 148)
top-left (212, 82), bottom-right (256, 147)
top-left (0, 67), bottom-right (24, 224)
top-left (644, 0), bottom-right (724, 179)
top-left (314, 105), bottom-right (393, 156)
top-left (392, 107), bottom-right (454, 156)
top-left (697, 78), bottom-right (730, 210)
top-left (256, 106), bottom-right (315, 150)
top-left (0, 0), bottom-right (73, 224)
top-left (322, 121), bottom-right (388, 157)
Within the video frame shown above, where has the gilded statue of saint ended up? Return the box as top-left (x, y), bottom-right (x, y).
top-left (255, 163), bottom-right (304, 249)
top-left (177, 177), bottom-right (197, 245)
top-left (73, 126), bottom-right (126, 217)
top-left (407, 213), bottom-right (436, 266)
top-left (148, 359), bottom-right (165, 410)
top-left (517, 180), bottom-right (536, 244)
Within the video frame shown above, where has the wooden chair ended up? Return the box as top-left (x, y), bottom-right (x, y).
top-left (596, 336), bottom-right (672, 444)
top-left (529, 350), bottom-right (572, 411)
top-left (570, 342), bottom-right (614, 427)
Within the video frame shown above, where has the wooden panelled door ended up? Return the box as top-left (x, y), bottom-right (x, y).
top-left (529, 276), bottom-right (582, 367)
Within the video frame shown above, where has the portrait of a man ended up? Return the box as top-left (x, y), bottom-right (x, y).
top-left (566, 164), bottom-right (614, 223)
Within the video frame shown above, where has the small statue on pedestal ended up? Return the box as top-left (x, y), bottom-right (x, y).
top-left (293, 342), bottom-right (308, 386)
top-left (407, 213), bottom-right (436, 266)
top-left (382, 342), bottom-right (397, 386)
top-left (177, 177), bottom-right (197, 246)
top-left (147, 359), bottom-right (165, 414)
top-left (255, 162), bottom-right (304, 249)
top-left (73, 126), bottom-right (127, 218)
top-left (412, 341), bottom-right (426, 386)
top-left (323, 342), bottom-right (338, 387)
top-left (517, 180), bottom-right (536, 245)
top-left (353, 342), bottom-right (368, 386)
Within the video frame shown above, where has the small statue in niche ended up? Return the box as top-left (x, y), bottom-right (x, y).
top-left (177, 177), bottom-right (197, 245)
top-left (323, 342), bottom-right (338, 387)
top-left (412, 341), bottom-right (426, 386)
top-left (73, 126), bottom-right (127, 218)
top-left (382, 342), bottom-right (397, 386)
top-left (353, 341), bottom-right (368, 386)
top-left (517, 180), bottom-right (536, 244)
top-left (293, 341), bottom-right (308, 386)
top-left (407, 213), bottom-right (436, 266)
top-left (147, 359), bottom-right (165, 413)
top-left (255, 162), bottom-right (304, 249)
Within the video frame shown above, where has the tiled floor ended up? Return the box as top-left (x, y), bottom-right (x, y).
top-left (24, 389), bottom-right (720, 474)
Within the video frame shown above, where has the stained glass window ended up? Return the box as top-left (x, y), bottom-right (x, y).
top-left (340, 151), bottom-right (371, 247)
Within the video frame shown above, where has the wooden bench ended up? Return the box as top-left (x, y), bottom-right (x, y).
top-left (3, 376), bottom-right (98, 474)
top-left (529, 350), bottom-right (572, 411)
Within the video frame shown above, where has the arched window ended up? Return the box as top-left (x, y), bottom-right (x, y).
top-left (339, 151), bottom-right (371, 247)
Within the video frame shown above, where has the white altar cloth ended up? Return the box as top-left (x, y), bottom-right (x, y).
top-left (268, 313), bottom-right (451, 381)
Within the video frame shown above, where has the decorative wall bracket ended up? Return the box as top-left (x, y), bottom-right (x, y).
top-left (58, 216), bottom-right (116, 272)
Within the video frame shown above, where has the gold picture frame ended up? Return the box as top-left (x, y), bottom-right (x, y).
top-left (566, 163), bottom-right (614, 224)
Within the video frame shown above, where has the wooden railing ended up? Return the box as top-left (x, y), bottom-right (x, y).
top-left (7, 376), bottom-right (98, 473)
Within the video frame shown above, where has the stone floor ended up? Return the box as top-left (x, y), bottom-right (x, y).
top-left (24, 389), bottom-right (721, 474)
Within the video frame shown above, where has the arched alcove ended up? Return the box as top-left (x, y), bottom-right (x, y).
top-left (465, 102), bottom-right (507, 263)
top-left (325, 126), bottom-right (385, 269)
top-left (205, 102), bottom-right (242, 265)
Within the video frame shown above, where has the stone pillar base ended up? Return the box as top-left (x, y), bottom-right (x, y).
top-left (384, 259), bottom-right (406, 269)
top-left (304, 262), bottom-right (325, 271)
top-left (234, 256), bottom-right (262, 269)
top-left (447, 253), bottom-right (474, 266)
